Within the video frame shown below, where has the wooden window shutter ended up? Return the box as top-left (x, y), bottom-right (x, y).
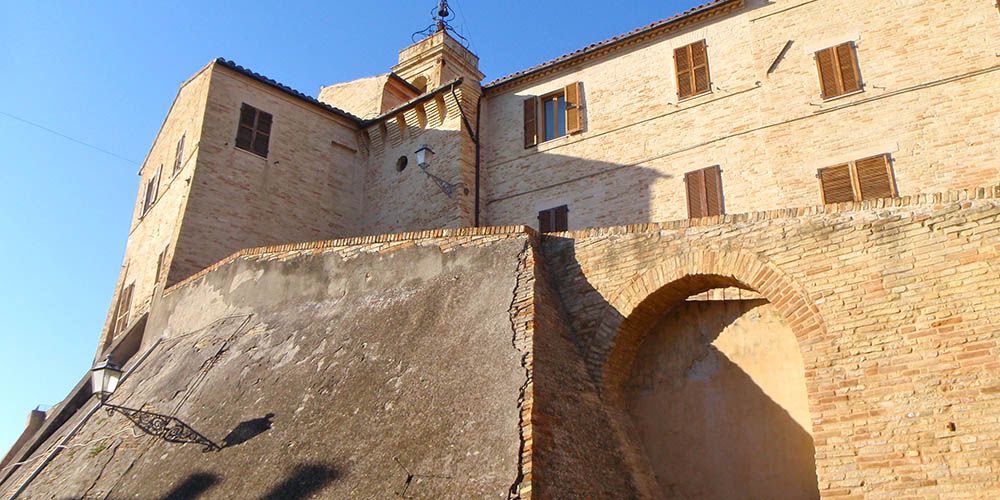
top-left (114, 283), bottom-right (134, 337)
top-left (674, 46), bottom-right (693, 98)
top-left (538, 208), bottom-right (552, 233)
top-left (703, 165), bottom-right (724, 216)
top-left (676, 41), bottom-right (710, 99)
top-left (523, 97), bottom-right (538, 148)
top-left (173, 134), bottom-right (185, 176)
top-left (836, 42), bottom-right (861, 94)
top-left (685, 169), bottom-right (707, 218)
top-left (816, 47), bottom-right (839, 98)
top-left (691, 40), bottom-right (711, 95)
top-left (564, 82), bottom-right (583, 134)
top-left (236, 104), bottom-right (255, 150)
top-left (818, 164), bottom-right (855, 203)
top-left (253, 111), bottom-right (272, 157)
top-left (553, 205), bottom-right (569, 231)
top-left (855, 154), bottom-right (894, 200)
top-left (817, 42), bottom-right (862, 98)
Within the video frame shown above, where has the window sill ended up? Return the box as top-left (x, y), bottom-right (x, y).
top-left (235, 145), bottom-right (268, 160)
top-left (677, 89), bottom-right (713, 104)
top-left (820, 89), bottom-right (865, 103)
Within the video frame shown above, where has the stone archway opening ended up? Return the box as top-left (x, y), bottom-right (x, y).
top-left (605, 273), bottom-right (820, 499)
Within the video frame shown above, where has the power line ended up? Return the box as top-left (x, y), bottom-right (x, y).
top-left (0, 110), bottom-right (139, 165)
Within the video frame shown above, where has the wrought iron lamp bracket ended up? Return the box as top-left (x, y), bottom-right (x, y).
top-left (103, 403), bottom-right (221, 452)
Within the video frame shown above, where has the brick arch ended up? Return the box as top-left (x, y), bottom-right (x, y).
top-left (592, 249), bottom-right (828, 400)
top-left (588, 249), bottom-right (830, 497)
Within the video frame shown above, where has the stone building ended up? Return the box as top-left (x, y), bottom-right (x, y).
top-left (3, 0), bottom-right (1000, 498)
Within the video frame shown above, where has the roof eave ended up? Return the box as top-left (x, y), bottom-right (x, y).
top-left (483, 0), bottom-right (744, 93)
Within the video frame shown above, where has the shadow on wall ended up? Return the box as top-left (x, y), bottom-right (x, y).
top-left (485, 149), bottom-right (672, 230)
top-left (259, 463), bottom-right (340, 500)
top-left (627, 299), bottom-right (818, 499)
top-left (540, 239), bottom-right (819, 499)
top-left (222, 413), bottom-right (275, 449)
top-left (158, 472), bottom-right (220, 500)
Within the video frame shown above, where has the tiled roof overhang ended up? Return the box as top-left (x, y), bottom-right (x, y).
top-left (215, 58), bottom-right (364, 124)
top-left (482, 0), bottom-right (744, 93)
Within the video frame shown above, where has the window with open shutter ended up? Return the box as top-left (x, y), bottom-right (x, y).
top-left (173, 134), bottom-right (185, 177)
top-left (675, 40), bottom-right (711, 100)
top-left (235, 103), bottom-right (272, 157)
top-left (815, 42), bottom-right (862, 99)
top-left (818, 154), bottom-right (896, 203)
top-left (523, 97), bottom-right (537, 148)
top-left (155, 245), bottom-right (169, 284)
top-left (141, 165), bottom-right (162, 216)
top-left (685, 166), bottom-right (724, 218)
top-left (113, 283), bottom-right (134, 338)
top-left (538, 205), bottom-right (569, 232)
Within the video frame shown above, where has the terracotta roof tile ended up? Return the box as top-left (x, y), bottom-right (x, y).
top-left (483, 0), bottom-right (742, 90)
top-left (215, 58), bottom-right (363, 123)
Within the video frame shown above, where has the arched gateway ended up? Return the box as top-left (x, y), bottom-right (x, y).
top-left (593, 250), bottom-right (829, 499)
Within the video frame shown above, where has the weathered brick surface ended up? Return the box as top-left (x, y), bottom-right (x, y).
top-left (94, 65), bottom-right (212, 356)
top-left (482, 0), bottom-right (1000, 230)
top-left (542, 188), bottom-right (1000, 498)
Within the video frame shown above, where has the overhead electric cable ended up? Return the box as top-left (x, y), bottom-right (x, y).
top-left (0, 110), bottom-right (139, 165)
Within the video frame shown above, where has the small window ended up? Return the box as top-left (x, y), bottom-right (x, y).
top-left (685, 165), bottom-right (724, 218)
top-left (396, 155), bottom-right (408, 172)
top-left (815, 42), bottom-right (862, 99)
top-left (235, 103), bottom-right (272, 157)
top-left (675, 40), bottom-right (711, 99)
top-left (141, 165), bottom-right (162, 216)
top-left (523, 82), bottom-right (584, 148)
top-left (538, 205), bottom-right (569, 233)
top-left (155, 246), bottom-right (169, 284)
top-left (818, 154), bottom-right (896, 204)
top-left (172, 134), bottom-right (185, 177)
top-left (113, 282), bottom-right (134, 338)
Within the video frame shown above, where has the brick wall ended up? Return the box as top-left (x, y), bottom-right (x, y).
top-left (169, 63), bottom-right (363, 287)
top-left (482, 0), bottom-right (1000, 231)
top-left (94, 65), bottom-right (212, 356)
top-left (542, 187), bottom-right (1000, 497)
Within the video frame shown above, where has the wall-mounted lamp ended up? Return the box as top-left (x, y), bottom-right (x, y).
top-left (91, 355), bottom-right (220, 451)
top-left (415, 145), bottom-right (435, 169)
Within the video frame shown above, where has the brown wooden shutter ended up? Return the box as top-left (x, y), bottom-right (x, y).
top-left (553, 205), bottom-right (569, 231)
top-left (836, 42), bottom-right (861, 94)
top-left (523, 97), bottom-right (538, 148)
top-left (236, 104), bottom-right (255, 150)
top-left (253, 111), bottom-right (272, 156)
top-left (173, 134), bottom-right (185, 176)
top-left (703, 165), bottom-right (724, 216)
top-left (114, 283), bottom-right (134, 337)
top-left (691, 40), bottom-right (711, 95)
top-left (564, 82), bottom-right (583, 134)
top-left (855, 154), bottom-right (894, 200)
top-left (538, 208), bottom-right (552, 233)
top-left (685, 169), bottom-right (707, 218)
top-left (816, 47), bottom-right (839, 98)
top-left (675, 46), bottom-right (693, 99)
top-left (819, 164), bottom-right (856, 203)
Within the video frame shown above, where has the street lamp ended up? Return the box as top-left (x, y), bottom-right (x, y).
top-left (90, 355), bottom-right (122, 402)
top-left (90, 355), bottom-right (220, 451)
top-left (415, 145), bottom-right (435, 169)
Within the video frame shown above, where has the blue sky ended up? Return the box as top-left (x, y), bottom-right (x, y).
top-left (0, 0), bottom-right (704, 455)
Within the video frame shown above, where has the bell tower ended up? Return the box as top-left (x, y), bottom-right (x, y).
top-left (392, 1), bottom-right (484, 90)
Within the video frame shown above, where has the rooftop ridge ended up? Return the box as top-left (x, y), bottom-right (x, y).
top-left (483, 0), bottom-right (743, 91)
top-left (163, 225), bottom-right (536, 296)
top-left (215, 58), bottom-right (364, 123)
